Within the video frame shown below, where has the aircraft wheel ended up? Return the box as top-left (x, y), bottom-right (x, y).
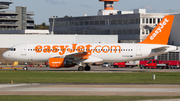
top-left (78, 66), bottom-right (84, 71)
top-left (114, 65), bottom-right (118, 68)
top-left (85, 66), bottom-right (91, 71)
top-left (23, 67), bottom-right (28, 71)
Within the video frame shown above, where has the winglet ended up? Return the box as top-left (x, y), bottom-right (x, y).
top-left (139, 15), bottom-right (174, 45)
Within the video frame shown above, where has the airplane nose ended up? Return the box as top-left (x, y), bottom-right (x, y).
top-left (2, 51), bottom-right (9, 59)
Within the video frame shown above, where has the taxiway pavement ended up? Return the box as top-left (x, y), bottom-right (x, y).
top-left (0, 83), bottom-right (180, 96)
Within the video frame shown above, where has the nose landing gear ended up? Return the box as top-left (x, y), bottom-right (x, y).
top-left (23, 62), bottom-right (28, 70)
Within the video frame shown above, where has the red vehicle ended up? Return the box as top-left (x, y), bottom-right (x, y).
top-left (113, 62), bottom-right (137, 68)
top-left (27, 64), bottom-right (34, 67)
top-left (139, 59), bottom-right (180, 69)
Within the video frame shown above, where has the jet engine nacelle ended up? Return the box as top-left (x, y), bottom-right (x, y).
top-left (48, 58), bottom-right (75, 68)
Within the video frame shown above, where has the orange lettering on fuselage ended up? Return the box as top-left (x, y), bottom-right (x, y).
top-left (35, 45), bottom-right (42, 53)
top-left (43, 45), bottom-right (51, 53)
top-left (52, 45), bottom-right (59, 53)
top-left (68, 44), bottom-right (77, 53)
top-left (59, 45), bottom-right (68, 55)
top-left (34, 44), bottom-right (121, 56)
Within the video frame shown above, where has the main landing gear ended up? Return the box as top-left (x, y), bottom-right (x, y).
top-left (23, 62), bottom-right (28, 70)
top-left (78, 64), bottom-right (91, 71)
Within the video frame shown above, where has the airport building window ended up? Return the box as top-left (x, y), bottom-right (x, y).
top-left (123, 19), bottom-right (128, 24)
top-left (64, 22), bottom-right (68, 27)
top-left (59, 22), bottom-right (63, 27)
top-left (123, 30), bottom-right (128, 34)
top-left (149, 18), bottom-right (152, 24)
top-left (79, 21), bottom-right (83, 26)
top-left (135, 29), bottom-right (140, 34)
top-left (84, 21), bottom-right (89, 25)
top-left (146, 18), bottom-right (148, 24)
top-left (153, 18), bottom-right (156, 24)
top-left (149, 29), bottom-right (152, 33)
top-left (142, 18), bottom-right (145, 24)
top-left (83, 30), bottom-right (88, 34)
top-left (158, 18), bottom-right (161, 23)
top-left (129, 30), bottom-right (133, 34)
top-left (95, 20), bottom-right (99, 25)
top-left (158, 53), bottom-right (168, 60)
top-left (110, 19), bottom-right (116, 25)
top-left (90, 21), bottom-right (95, 25)
top-left (73, 22), bottom-right (78, 26)
top-left (146, 29), bottom-right (149, 34)
top-left (117, 19), bottom-right (122, 24)
top-left (100, 20), bottom-right (105, 25)
top-left (169, 52), bottom-right (179, 60)
top-left (111, 30), bottom-right (117, 34)
top-left (135, 18), bottom-right (140, 24)
top-left (142, 29), bottom-right (145, 34)
top-left (117, 30), bottom-right (122, 35)
top-left (69, 22), bottom-right (73, 26)
top-left (129, 19), bottom-right (134, 24)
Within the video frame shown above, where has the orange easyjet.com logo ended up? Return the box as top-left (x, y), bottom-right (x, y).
top-left (34, 44), bottom-right (121, 56)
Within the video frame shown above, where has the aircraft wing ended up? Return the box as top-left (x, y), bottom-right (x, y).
top-left (51, 51), bottom-right (89, 63)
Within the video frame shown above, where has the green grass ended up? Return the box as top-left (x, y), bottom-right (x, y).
top-left (0, 96), bottom-right (180, 101)
top-left (0, 71), bottom-right (180, 84)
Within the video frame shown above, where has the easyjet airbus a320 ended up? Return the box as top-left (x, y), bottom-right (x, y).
top-left (2, 15), bottom-right (177, 71)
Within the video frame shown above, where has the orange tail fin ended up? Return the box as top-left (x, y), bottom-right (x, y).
top-left (139, 15), bottom-right (174, 45)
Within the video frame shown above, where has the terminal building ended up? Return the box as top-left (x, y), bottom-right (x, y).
top-left (0, 1), bottom-right (34, 31)
top-left (49, 9), bottom-right (167, 43)
top-left (49, 0), bottom-right (168, 43)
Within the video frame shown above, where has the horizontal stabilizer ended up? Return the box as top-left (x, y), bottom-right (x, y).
top-left (151, 46), bottom-right (170, 52)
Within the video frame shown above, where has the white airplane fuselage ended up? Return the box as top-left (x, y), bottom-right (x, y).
top-left (2, 43), bottom-right (177, 63)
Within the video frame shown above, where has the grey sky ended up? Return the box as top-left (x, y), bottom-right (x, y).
top-left (7, 0), bottom-right (180, 25)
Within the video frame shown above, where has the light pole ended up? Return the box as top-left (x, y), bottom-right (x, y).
top-left (51, 16), bottom-right (57, 35)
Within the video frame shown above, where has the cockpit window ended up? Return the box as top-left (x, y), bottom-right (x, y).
top-left (9, 48), bottom-right (16, 51)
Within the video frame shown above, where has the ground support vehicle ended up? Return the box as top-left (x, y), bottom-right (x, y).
top-left (113, 62), bottom-right (137, 68)
top-left (102, 62), bottom-right (112, 67)
top-left (139, 59), bottom-right (180, 69)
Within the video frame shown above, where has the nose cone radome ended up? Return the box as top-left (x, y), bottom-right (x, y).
top-left (2, 52), bottom-right (8, 59)
top-left (2, 51), bottom-right (11, 60)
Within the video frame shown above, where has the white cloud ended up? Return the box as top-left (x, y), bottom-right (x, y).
top-left (141, 5), bottom-right (156, 13)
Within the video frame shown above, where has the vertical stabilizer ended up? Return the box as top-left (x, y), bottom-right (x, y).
top-left (139, 15), bottom-right (174, 45)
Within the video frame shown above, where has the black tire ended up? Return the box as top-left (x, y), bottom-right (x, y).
top-left (114, 65), bottom-right (118, 68)
top-left (23, 67), bottom-right (28, 70)
top-left (85, 66), bottom-right (91, 71)
top-left (78, 66), bottom-right (84, 71)
top-left (140, 66), bottom-right (144, 69)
